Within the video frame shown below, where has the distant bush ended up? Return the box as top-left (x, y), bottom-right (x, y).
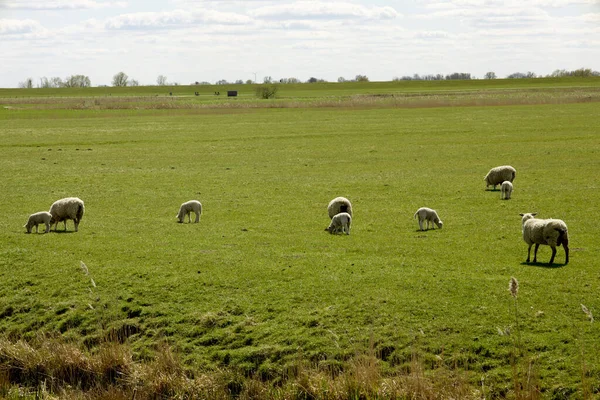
top-left (255, 84), bottom-right (278, 99)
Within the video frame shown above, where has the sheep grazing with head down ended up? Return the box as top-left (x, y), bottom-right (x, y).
top-left (176, 200), bottom-right (202, 223)
top-left (24, 211), bottom-right (52, 234)
top-left (520, 213), bottom-right (569, 265)
top-left (325, 212), bottom-right (352, 235)
top-left (414, 207), bottom-right (443, 231)
top-left (501, 181), bottom-right (513, 200)
top-left (49, 197), bottom-right (85, 232)
top-left (484, 165), bottom-right (516, 190)
top-left (327, 197), bottom-right (353, 219)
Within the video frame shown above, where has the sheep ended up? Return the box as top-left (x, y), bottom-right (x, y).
top-left (176, 200), bottom-right (202, 223)
top-left (520, 213), bottom-right (569, 265)
top-left (325, 212), bottom-right (352, 235)
top-left (49, 197), bottom-right (85, 232)
top-left (484, 165), bottom-right (516, 190)
top-left (327, 197), bottom-right (353, 219)
top-left (24, 211), bottom-right (52, 234)
top-left (501, 181), bottom-right (513, 200)
top-left (414, 207), bottom-right (443, 231)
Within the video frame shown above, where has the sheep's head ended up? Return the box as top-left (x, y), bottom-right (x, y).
top-left (24, 223), bottom-right (32, 234)
top-left (176, 215), bottom-right (184, 223)
top-left (436, 220), bottom-right (443, 229)
top-left (519, 213), bottom-right (537, 224)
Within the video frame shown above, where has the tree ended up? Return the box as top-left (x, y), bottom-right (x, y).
top-left (63, 75), bottom-right (91, 88)
top-left (112, 71), bottom-right (128, 87)
top-left (112, 72), bottom-right (128, 86)
top-left (18, 78), bottom-right (33, 88)
top-left (129, 79), bottom-right (139, 87)
top-left (263, 76), bottom-right (273, 84)
top-left (245, 79), bottom-right (253, 85)
top-left (337, 77), bottom-right (346, 83)
top-left (235, 79), bottom-right (244, 84)
top-left (216, 79), bottom-right (229, 85)
top-left (445, 72), bottom-right (471, 80)
top-left (484, 72), bottom-right (497, 79)
top-left (355, 74), bottom-right (369, 82)
top-left (157, 75), bottom-right (168, 86)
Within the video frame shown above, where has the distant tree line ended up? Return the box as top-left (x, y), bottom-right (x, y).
top-left (16, 67), bottom-right (600, 89)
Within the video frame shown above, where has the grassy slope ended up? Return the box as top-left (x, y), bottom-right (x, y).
top-left (0, 83), bottom-right (599, 395)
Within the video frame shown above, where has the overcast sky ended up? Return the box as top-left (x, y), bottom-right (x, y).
top-left (1, 0), bottom-right (599, 87)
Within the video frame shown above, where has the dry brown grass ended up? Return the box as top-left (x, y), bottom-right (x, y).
top-left (0, 335), bottom-right (478, 400)
top-left (1, 87), bottom-right (600, 112)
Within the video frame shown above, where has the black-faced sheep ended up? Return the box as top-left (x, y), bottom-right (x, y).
top-left (325, 212), bottom-right (351, 235)
top-left (49, 197), bottom-right (85, 232)
top-left (414, 207), bottom-right (443, 231)
top-left (24, 211), bottom-right (52, 234)
top-left (520, 213), bottom-right (569, 265)
top-left (327, 197), bottom-right (353, 219)
top-left (485, 165), bottom-right (516, 190)
top-left (176, 200), bottom-right (202, 223)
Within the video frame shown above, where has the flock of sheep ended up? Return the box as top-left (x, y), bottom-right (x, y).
top-left (24, 165), bottom-right (569, 265)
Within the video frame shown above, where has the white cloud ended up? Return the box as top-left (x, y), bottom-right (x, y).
top-left (103, 9), bottom-right (252, 30)
top-left (0, 18), bottom-right (44, 34)
top-left (250, 1), bottom-right (399, 20)
top-left (1, 0), bottom-right (127, 10)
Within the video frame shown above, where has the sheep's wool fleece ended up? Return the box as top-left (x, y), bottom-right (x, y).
top-left (522, 218), bottom-right (568, 247)
top-left (327, 197), bottom-right (353, 219)
top-left (485, 166), bottom-right (516, 186)
top-left (49, 197), bottom-right (85, 219)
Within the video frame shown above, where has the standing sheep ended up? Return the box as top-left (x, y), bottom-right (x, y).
top-left (24, 211), bottom-right (52, 234)
top-left (49, 197), bottom-right (85, 232)
top-left (176, 200), bottom-right (202, 223)
top-left (327, 197), bottom-right (353, 219)
top-left (520, 213), bottom-right (569, 265)
top-left (501, 181), bottom-right (513, 200)
top-left (325, 212), bottom-right (352, 235)
top-left (414, 207), bottom-right (443, 231)
top-left (484, 165), bottom-right (516, 190)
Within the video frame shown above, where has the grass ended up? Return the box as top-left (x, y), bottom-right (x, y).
top-left (0, 79), bottom-right (599, 398)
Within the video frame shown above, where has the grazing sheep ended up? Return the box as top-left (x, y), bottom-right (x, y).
top-left (49, 197), bottom-right (85, 232)
top-left (176, 200), bottom-right (202, 223)
top-left (24, 211), bottom-right (52, 234)
top-left (414, 207), bottom-right (443, 231)
top-left (327, 197), bottom-right (353, 219)
top-left (501, 181), bottom-right (513, 200)
top-left (520, 213), bottom-right (569, 265)
top-left (484, 165), bottom-right (516, 190)
top-left (325, 212), bottom-right (352, 235)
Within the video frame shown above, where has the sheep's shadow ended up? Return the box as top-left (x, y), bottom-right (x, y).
top-left (520, 261), bottom-right (566, 269)
top-left (52, 230), bottom-right (77, 234)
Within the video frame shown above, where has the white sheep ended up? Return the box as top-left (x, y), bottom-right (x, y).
top-left (327, 197), bottom-right (353, 219)
top-left (49, 197), bottom-right (85, 232)
top-left (24, 211), bottom-right (52, 234)
top-left (501, 181), bottom-right (513, 200)
top-left (325, 212), bottom-right (352, 235)
top-left (520, 213), bottom-right (569, 265)
top-left (176, 200), bottom-right (202, 223)
top-left (484, 165), bottom-right (516, 190)
top-left (414, 207), bottom-right (443, 231)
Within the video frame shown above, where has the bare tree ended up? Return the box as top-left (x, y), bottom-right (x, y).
top-left (18, 78), bottom-right (34, 88)
top-left (112, 71), bottom-right (128, 87)
top-left (337, 77), bottom-right (346, 83)
top-left (263, 76), bottom-right (273, 84)
top-left (484, 72), bottom-right (497, 79)
top-left (157, 75), bottom-right (168, 86)
top-left (355, 74), bottom-right (369, 82)
top-left (63, 75), bottom-right (91, 88)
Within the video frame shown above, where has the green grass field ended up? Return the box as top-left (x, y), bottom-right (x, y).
top-left (1, 79), bottom-right (599, 398)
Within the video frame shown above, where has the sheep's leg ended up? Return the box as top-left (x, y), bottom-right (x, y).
top-left (44, 222), bottom-right (50, 233)
top-left (526, 244), bottom-right (532, 263)
top-left (533, 243), bottom-right (540, 263)
top-left (194, 211), bottom-right (200, 223)
top-left (74, 219), bottom-right (79, 232)
top-left (548, 246), bottom-right (557, 265)
top-left (187, 212), bottom-right (191, 223)
top-left (63, 220), bottom-right (67, 231)
top-left (418, 219), bottom-right (424, 231)
top-left (563, 243), bottom-right (569, 265)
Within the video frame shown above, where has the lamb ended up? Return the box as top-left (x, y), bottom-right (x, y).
top-left (327, 197), bottom-right (353, 219)
top-left (414, 207), bottom-right (443, 231)
top-left (501, 181), bottom-right (513, 200)
top-left (325, 212), bottom-right (352, 235)
top-left (176, 200), bottom-right (202, 223)
top-left (520, 213), bottom-right (569, 265)
top-left (24, 211), bottom-right (52, 234)
top-left (49, 197), bottom-right (85, 232)
top-left (484, 165), bottom-right (516, 190)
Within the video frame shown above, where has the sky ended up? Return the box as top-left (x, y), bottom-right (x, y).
top-left (1, 0), bottom-right (599, 87)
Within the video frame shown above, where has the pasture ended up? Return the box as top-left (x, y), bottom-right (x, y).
top-left (1, 79), bottom-right (599, 397)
